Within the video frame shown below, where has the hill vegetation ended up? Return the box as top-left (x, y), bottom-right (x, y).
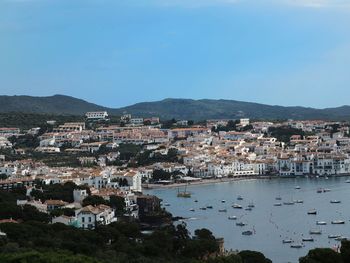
top-left (1, 95), bottom-right (350, 121)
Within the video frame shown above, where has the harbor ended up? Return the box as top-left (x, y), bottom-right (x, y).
top-left (146, 176), bottom-right (350, 263)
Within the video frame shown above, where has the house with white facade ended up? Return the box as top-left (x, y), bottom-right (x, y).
top-left (76, 204), bottom-right (116, 229)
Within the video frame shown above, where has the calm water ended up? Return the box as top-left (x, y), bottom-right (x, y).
top-left (145, 177), bottom-right (350, 263)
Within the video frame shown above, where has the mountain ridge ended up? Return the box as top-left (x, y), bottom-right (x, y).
top-left (1, 94), bottom-right (350, 121)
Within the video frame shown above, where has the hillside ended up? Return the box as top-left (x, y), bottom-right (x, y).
top-left (0, 95), bottom-right (109, 115)
top-left (1, 95), bottom-right (350, 121)
top-left (116, 98), bottom-right (350, 121)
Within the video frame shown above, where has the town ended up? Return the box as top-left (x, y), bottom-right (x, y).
top-left (0, 111), bottom-right (350, 230)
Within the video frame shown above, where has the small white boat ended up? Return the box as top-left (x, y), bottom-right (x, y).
top-left (232, 204), bottom-right (243, 209)
top-left (328, 234), bottom-right (341, 239)
top-left (345, 179), bottom-right (350, 183)
top-left (323, 188), bottom-right (331, 192)
top-left (236, 222), bottom-right (246, 226)
top-left (295, 200), bottom-right (304, 204)
top-left (307, 209), bottom-right (317, 215)
top-left (221, 200), bottom-right (226, 203)
top-left (309, 230), bottom-right (322, 235)
top-left (316, 221), bottom-right (327, 225)
top-left (228, 216), bottom-right (237, 220)
top-left (282, 239), bottom-right (293, 244)
top-left (295, 186), bottom-right (301, 189)
top-left (164, 203), bottom-right (170, 206)
top-left (325, 176), bottom-right (329, 180)
top-left (335, 236), bottom-right (348, 241)
top-left (330, 200), bottom-right (341, 204)
top-left (332, 220), bottom-right (345, 224)
top-left (274, 203), bottom-right (282, 206)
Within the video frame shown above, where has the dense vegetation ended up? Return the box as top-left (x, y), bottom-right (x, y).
top-left (268, 126), bottom-right (309, 143)
top-left (2, 95), bottom-right (350, 121)
top-left (0, 112), bottom-right (84, 131)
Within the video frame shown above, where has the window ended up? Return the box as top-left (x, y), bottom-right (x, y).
top-left (89, 217), bottom-right (92, 222)
top-left (82, 217), bottom-right (85, 223)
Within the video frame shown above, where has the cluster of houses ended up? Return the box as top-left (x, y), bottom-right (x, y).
top-left (0, 162), bottom-right (161, 229)
top-left (0, 112), bottom-right (350, 188)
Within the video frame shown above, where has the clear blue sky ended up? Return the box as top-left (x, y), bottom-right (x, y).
top-left (1, 0), bottom-right (350, 108)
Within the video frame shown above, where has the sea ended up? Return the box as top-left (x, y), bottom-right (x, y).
top-left (145, 177), bottom-right (350, 263)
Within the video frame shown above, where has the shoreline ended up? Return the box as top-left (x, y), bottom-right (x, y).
top-left (143, 174), bottom-right (350, 189)
top-left (142, 176), bottom-right (275, 189)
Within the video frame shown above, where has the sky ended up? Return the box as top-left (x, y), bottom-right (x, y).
top-left (1, 0), bottom-right (350, 108)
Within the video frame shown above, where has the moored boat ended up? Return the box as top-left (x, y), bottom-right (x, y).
top-left (332, 220), bottom-right (345, 224)
top-left (232, 204), bottom-right (243, 209)
top-left (307, 209), bottom-right (317, 215)
top-left (283, 201), bottom-right (295, 205)
top-left (177, 187), bottom-right (191, 198)
top-left (228, 216), bottom-right (237, 220)
top-left (330, 200), bottom-right (341, 204)
top-left (248, 202), bottom-right (255, 208)
top-left (274, 203), bottom-right (282, 206)
top-left (242, 230), bottom-right (253, 236)
top-left (335, 236), bottom-right (348, 241)
top-left (302, 237), bottom-right (314, 242)
top-left (282, 239), bottom-right (293, 244)
top-left (309, 229), bottom-right (322, 235)
top-left (236, 222), bottom-right (246, 226)
top-left (206, 205), bottom-right (213, 209)
top-left (291, 244), bottom-right (303, 248)
top-left (328, 234), bottom-right (341, 239)
top-left (316, 221), bottom-right (327, 225)
top-left (218, 209), bottom-right (227, 212)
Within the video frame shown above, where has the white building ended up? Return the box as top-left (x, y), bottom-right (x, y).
top-left (76, 204), bottom-right (116, 229)
top-left (85, 111), bottom-right (109, 121)
top-left (240, 118), bottom-right (250, 127)
top-left (130, 118), bottom-right (144, 126)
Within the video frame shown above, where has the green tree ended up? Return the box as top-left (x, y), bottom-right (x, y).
top-left (238, 250), bottom-right (272, 263)
top-left (109, 195), bottom-right (125, 214)
top-left (340, 240), bottom-right (350, 263)
top-left (299, 248), bottom-right (342, 263)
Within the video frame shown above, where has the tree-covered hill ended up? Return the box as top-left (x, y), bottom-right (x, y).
top-left (1, 95), bottom-right (350, 121)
